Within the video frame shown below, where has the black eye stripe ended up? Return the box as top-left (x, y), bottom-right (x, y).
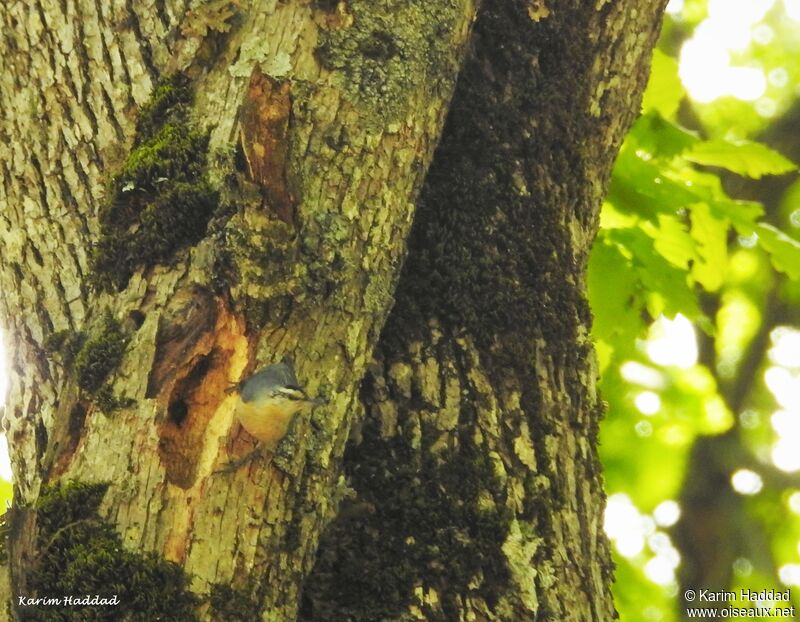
top-left (272, 387), bottom-right (308, 400)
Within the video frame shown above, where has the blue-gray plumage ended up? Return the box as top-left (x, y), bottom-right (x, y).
top-left (215, 360), bottom-right (325, 474)
top-left (233, 360), bottom-right (324, 447)
top-left (239, 362), bottom-right (300, 403)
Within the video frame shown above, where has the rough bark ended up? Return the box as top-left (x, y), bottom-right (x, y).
top-left (0, 1), bottom-right (667, 621)
top-left (302, 1), bottom-right (666, 620)
top-left (0, 0), bottom-right (475, 619)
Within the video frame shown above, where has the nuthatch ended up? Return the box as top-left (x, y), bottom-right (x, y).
top-left (217, 359), bottom-right (324, 473)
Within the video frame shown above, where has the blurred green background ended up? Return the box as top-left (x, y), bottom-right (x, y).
top-left (592, 0), bottom-right (800, 619)
top-left (1, 1), bottom-right (799, 619)
top-left (0, 328), bottom-right (9, 513)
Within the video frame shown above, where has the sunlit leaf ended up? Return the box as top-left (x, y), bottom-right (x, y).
top-left (606, 228), bottom-right (704, 323)
top-left (686, 139), bottom-right (797, 179)
top-left (690, 202), bottom-right (728, 291)
top-left (588, 237), bottom-right (644, 363)
top-left (708, 199), bottom-right (764, 234)
top-left (629, 112), bottom-right (699, 159)
top-left (0, 479), bottom-right (11, 512)
top-left (609, 149), bottom-right (699, 220)
top-left (643, 215), bottom-right (696, 270)
top-left (756, 223), bottom-right (800, 280)
top-left (641, 49), bottom-right (685, 118)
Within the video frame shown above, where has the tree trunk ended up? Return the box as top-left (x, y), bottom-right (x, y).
top-left (302, 2), bottom-right (666, 620)
top-left (0, 1), bottom-right (476, 619)
top-left (0, 1), bottom-right (664, 621)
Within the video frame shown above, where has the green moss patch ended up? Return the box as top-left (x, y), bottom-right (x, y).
top-left (91, 74), bottom-right (218, 291)
top-left (73, 312), bottom-right (128, 394)
top-left (43, 330), bottom-right (86, 364)
top-left (301, 421), bottom-right (512, 620)
top-left (93, 385), bottom-right (136, 413)
top-left (43, 313), bottom-right (131, 412)
top-left (382, 3), bottom-right (592, 372)
top-left (26, 481), bottom-right (199, 621)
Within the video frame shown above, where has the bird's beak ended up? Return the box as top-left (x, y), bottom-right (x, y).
top-left (224, 383), bottom-right (240, 395)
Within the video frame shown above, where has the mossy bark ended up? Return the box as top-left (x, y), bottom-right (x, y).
top-left (302, 2), bottom-right (667, 620)
top-left (0, 1), bottom-right (475, 619)
top-left (0, 1), bottom-right (664, 621)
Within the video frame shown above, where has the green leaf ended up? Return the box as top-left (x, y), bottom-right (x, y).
top-left (756, 223), bottom-right (800, 280)
top-left (641, 215), bottom-right (696, 270)
top-left (0, 479), bottom-right (11, 512)
top-left (690, 202), bottom-right (728, 292)
top-left (641, 49), bottom-right (685, 118)
top-left (606, 228), bottom-right (704, 323)
top-left (707, 199), bottom-right (764, 234)
top-left (588, 238), bottom-right (644, 368)
top-left (686, 139), bottom-right (797, 179)
top-left (629, 112), bottom-right (699, 160)
top-left (609, 148), bottom-right (700, 220)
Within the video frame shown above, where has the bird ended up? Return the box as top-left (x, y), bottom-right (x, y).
top-left (216, 359), bottom-right (325, 473)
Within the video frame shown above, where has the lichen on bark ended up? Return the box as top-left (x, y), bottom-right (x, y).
top-left (316, 0), bottom-right (462, 126)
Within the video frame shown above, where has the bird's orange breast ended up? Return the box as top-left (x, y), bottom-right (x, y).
top-left (235, 399), bottom-right (301, 447)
